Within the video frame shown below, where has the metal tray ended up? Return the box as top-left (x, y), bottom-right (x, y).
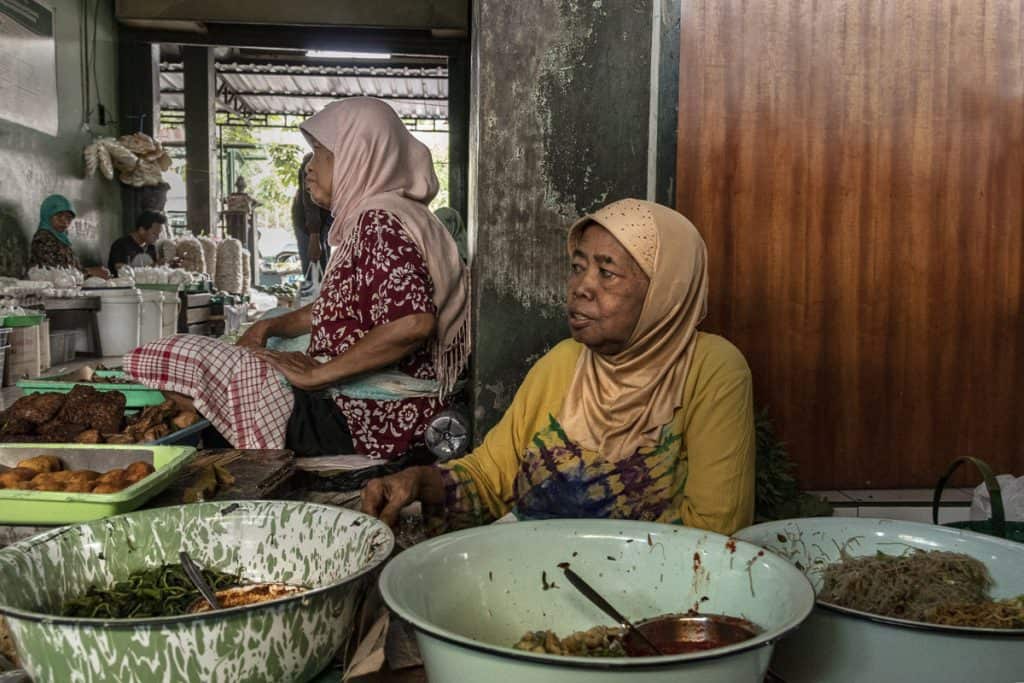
top-left (149, 419), bottom-right (210, 446)
top-left (0, 444), bottom-right (195, 525)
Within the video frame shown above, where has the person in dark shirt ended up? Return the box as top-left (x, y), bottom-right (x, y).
top-left (107, 210), bottom-right (166, 277)
top-left (291, 153), bottom-right (332, 275)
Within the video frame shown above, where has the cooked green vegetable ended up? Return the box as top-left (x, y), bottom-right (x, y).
top-left (60, 563), bottom-right (243, 619)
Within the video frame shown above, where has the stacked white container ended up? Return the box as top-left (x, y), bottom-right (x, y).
top-left (161, 291), bottom-right (179, 337)
top-left (94, 288), bottom-right (142, 356)
top-left (139, 289), bottom-right (165, 344)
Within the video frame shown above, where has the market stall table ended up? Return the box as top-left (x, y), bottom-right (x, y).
top-left (0, 450), bottom-right (797, 682)
top-left (0, 446), bottom-right (430, 681)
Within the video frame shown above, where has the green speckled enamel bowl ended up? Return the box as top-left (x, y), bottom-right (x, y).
top-left (0, 500), bottom-right (393, 683)
top-left (380, 520), bottom-right (815, 683)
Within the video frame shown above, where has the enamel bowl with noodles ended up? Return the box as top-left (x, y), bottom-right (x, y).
top-left (734, 517), bottom-right (1024, 683)
top-left (0, 501), bottom-right (393, 683)
top-left (379, 520), bottom-right (815, 683)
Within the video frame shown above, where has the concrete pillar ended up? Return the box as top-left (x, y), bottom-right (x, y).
top-left (183, 46), bottom-right (217, 236)
top-left (470, 0), bottom-right (664, 439)
top-left (447, 42), bottom-right (470, 222)
top-left (117, 40), bottom-right (161, 233)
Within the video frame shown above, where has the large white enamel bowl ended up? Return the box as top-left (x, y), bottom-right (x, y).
top-left (380, 520), bottom-right (815, 682)
top-left (735, 517), bottom-right (1024, 683)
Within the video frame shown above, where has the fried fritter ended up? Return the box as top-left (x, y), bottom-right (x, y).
top-left (0, 417), bottom-right (35, 436)
top-left (140, 425), bottom-right (170, 442)
top-left (57, 386), bottom-right (125, 435)
top-left (38, 420), bottom-right (87, 443)
top-left (30, 478), bottom-right (66, 492)
top-left (126, 400), bottom-right (177, 434)
top-left (95, 469), bottom-right (127, 486)
top-left (74, 429), bottom-right (103, 444)
top-left (124, 461), bottom-right (155, 483)
top-left (63, 480), bottom-right (96, 493)
top-left (170, 411), bottom-right (200, 430)
top-left (91, 482), bottom-right (127, 494)
top-left (0, 468), bottom-right (37, 488)
top-left (29, 472), bottom-right (59, 486)
top-left (65, 470), bottom-right (100, 485)
top-left (4, 393), bottom-right (65, 425)
top-left (0, 434), bottom-right (44, 443)
top-left (16, 455), bottom-right (63, 474)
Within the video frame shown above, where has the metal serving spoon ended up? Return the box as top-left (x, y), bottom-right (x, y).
top-left (179, 551), bottom-right (221, 610)
top-left (560, 566), bottom-right (665, 656)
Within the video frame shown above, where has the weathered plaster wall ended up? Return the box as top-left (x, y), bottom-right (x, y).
top-left (0, 0), bottom-right (121, 277)
top-left (471, 0), bottom-right (677, 437)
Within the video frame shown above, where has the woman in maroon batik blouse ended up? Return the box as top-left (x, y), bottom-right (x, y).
top-left (124, 98), bottom-right (469, 459)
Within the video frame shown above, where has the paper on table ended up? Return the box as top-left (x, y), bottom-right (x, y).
top-left (342, 611), bottom-right (389, 680)
top-left (295, 455), bottom-right (382, 472)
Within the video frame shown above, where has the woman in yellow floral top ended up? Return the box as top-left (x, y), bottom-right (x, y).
top-left (363, 198), bottom-right (755, 535)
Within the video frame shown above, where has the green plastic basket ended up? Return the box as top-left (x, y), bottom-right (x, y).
top-left (2, 314), bottom-right (45, 328)
top-left (933, 456), bottom-right (1024, 543)
top-left (135, 283), bottom-right (180, 292)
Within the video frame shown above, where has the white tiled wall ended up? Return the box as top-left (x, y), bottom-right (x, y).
top-left (810, 489), bottom-right (974, 524)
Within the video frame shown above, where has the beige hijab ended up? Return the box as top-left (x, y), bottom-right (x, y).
top-left (300, 98), bottom-right (470, 393)
top-left (559, 199), bottom-right (709, 460)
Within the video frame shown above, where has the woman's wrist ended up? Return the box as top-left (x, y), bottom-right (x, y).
top-left (415, 466), bottom-right (446, 506)
top-left (255, 318), bottom-right (278, 339)
top-left (308, 360), bottom-right (334, 390)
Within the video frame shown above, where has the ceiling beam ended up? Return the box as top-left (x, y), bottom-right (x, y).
top-left (120, 24), bottom-right (463, 57)
top-left (160, 61), bottom-right (448, 78)
top-left (161, 89), bottom-right (448, 102)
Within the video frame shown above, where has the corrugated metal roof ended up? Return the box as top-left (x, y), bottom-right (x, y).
top-left (160, 62), bottom-right (448, 120)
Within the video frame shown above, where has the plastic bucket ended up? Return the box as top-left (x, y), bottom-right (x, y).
top-left (139, 289), bottom-right (164, 345)
top-left (95, 288), bottom-right (142, 356)
top-left (934, 456), bottom-right (1024, 543)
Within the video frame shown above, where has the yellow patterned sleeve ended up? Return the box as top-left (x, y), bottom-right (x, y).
top-left (678, 338), bottom-right (756, 535)
top-left (423, 340), bottom-right (581, 533)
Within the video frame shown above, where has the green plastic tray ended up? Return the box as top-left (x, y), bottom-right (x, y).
top-left (0, 444), bottom-right (196, 525)
top-left (2, 314), bottom-right (45, 328)
top-left (17, 370), bottom-right (166, 408)
top-left (135, 283), bottom-right (180, 292)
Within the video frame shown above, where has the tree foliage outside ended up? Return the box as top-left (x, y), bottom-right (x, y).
top-left (160, 119), bottom-right (450, 246)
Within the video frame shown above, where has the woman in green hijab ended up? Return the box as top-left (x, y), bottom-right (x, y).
top-left (29, 195), bottom-right (109, 278)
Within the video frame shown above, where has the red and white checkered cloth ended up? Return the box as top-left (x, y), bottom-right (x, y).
top-left (123, 335), bottom-right (293, 449)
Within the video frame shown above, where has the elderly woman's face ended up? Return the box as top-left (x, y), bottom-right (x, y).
top-left (306, 141), bottom-right (334, 209)
top-left (567, 223), bottom-right (650, 356)
top-left (50, 211), bottom-right (73, 232)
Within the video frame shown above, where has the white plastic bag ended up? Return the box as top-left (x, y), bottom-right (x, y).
top-left (297, 262), bottom-right (322, 308)
top-left (970, 474), bottom-right (1024, 522)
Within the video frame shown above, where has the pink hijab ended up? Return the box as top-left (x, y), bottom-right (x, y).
top-left (300, 98), bottom-right (470, 394)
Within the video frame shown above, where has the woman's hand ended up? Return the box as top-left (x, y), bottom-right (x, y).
top-left (362, 466), bottom-right (446, 527)
top-left (85, 266), bottom-right (111, 279)
top-left (237, 320), bottom-right (271, 349)
top-left (250, 349), bottom-right (324, 390)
